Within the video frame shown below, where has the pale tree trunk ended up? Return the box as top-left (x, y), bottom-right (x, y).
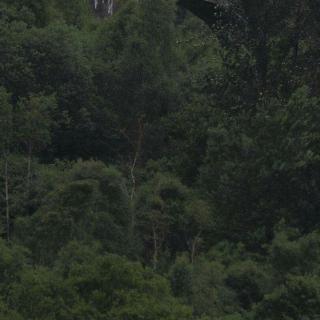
top-left (129, 152), bottom-right (138, 241)
top-left (190, 231), bottom-right (202, 264)
top-left (129, 117), bottom-right (144, 201)
top-left (107, 0), bottom-right (114, 15)
top-left (92, 0), bottom-right (115, 17)
top-left (121, 117), bottom-right (145, 239)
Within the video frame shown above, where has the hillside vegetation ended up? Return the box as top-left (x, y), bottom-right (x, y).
top-left (1, 1), bottom-right (320, 319)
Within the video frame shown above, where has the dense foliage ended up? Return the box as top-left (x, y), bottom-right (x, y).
top-left (1, 0), bottom-right (320, 319)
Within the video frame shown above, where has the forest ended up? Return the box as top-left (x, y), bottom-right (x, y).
top-left (1, 0), bottom-right (320, 319)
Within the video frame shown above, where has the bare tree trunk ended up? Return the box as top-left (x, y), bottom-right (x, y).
top-left (130, 151), bottom-right (138, 202)
top-left (107, 0), bottom-right (114, 15)
top-left (128, 118), bottom-right (145, 239)
top-left (190, 232), bottom-right (202, 264)
top-left (119, 117), bottom-right (145, 247)
top-left (92, 0), bottom-right (116, 17)
top-left (129, 152), bottom-right (138, 241)
top-left (129, 117), bottom-right (144, 200)
top-left (4, 156), bottom-right (10, 241)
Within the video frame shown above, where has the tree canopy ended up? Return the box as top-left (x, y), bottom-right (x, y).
top-left (0, 0), bottom-right (320, 319)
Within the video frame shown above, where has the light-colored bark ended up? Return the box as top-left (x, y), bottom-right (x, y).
top-left (190, 231), bottom-right (202, 264)
top-left (121, 117), bottom-right (145, 239)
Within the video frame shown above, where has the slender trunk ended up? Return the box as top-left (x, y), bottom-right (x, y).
top-left (130, 118), bottom-right (144, 200)
top-left (119, 118), bottom-right (145, 244)
top-left (129, 118), bottom-right (145, 237)
top-left (130, 152), bottom-right (138, 201)
top-left (129, 153), bottom-right (137, 240)
top-left (4, 156), bottom-right (10, 241)
top-left (107, 0), bottom-right (114, 15)
top-left (190, 231), bottom-right (202, 264)
top-left (92, 0), bottom-right (115, 17)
